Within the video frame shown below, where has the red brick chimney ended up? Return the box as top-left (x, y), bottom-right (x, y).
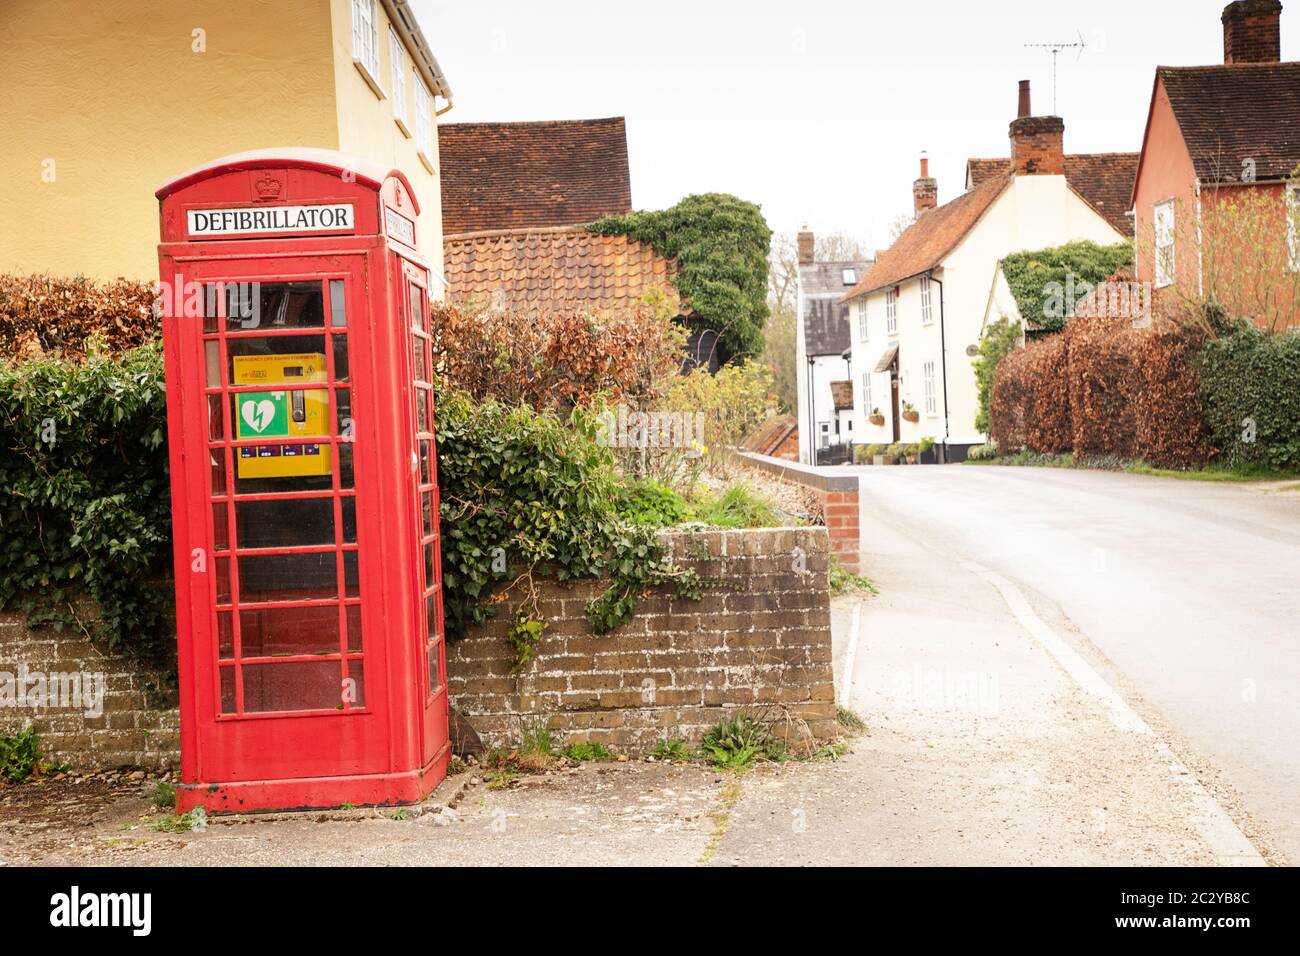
top-left (913, 152), bottom-right (938, 218)
top-left (797, 226), bottom-right (814, 266)
top-left (1008, 80), bottom-right (1065, 176)
top-left (1222, 0), bottom-right (1283, 64)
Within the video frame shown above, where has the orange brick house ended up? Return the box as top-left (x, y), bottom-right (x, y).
top-left (1131, 0), bottom-right (1300, 328)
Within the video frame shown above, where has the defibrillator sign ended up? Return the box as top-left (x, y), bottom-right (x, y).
top-left (188, 203), bottom-right (355, 238)
top-left (232, 353), bottom-right (332, 478)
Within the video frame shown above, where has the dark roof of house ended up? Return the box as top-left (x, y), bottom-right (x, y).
top-left (1154, 63), bottom-right (1300, 185)
top-left (829, 380), bottom-right (854, 410)
top-left (443, 225), bottom-right (678, 317)
top-left (800, 260), bottom-right (873, 296)
top-left (966, 153), bottom-right (1140, 234)
top-left (803, 296), bottom-right (853, 356)
top-left (844, 173), bottom-right (1013, 301)
top-left (802, 260), bottom-right (872, 356)
top-left (439, 117), bottom-right (633, 235)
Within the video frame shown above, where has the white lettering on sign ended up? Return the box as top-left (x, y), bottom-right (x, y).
top-left (187, 204), bottom-right (355, 237)
top-left (385, 208), bottom-right (416, 246)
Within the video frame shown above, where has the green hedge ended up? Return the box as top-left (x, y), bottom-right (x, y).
top-left (1197, 327), bottom-right (1300, 470)
top-left (0, 342), bottom-right (173, 667)
top-left (0, 343), bottom-right (694, 669)
top-left (1001, 240), bottom-right (1133, 333)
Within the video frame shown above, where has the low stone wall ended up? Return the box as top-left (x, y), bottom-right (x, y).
top-left (0, 528), bottom-right (836, 768)
top-left (447, 527), bottom-right (838, 751)
top-left (0, 616), bottom-right (179, 770)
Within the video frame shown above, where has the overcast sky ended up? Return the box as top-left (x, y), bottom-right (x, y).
top-left (414, 0), bottom-right (1299, 251)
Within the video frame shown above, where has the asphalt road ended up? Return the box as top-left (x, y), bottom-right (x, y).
top-left (853, 465), bottom-right (1300, 862)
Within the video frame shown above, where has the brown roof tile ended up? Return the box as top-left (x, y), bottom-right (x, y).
top-left (966, 153), bottom-right (1139, 234)
top-left (1156, 63), bottom-right (1300, 184)
top-left (443, 225), bottom-right (680, 317)
top-left (439, 117), bottom-right (633, 235)
top-left (843, 173), bottom-right (1013, 300)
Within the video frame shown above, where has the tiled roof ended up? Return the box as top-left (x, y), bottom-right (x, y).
top-left (800, 260), bottom-right (874, 296)
top-left (439, 117), bottom-right (633, 235)
top-left (803, 297), bottom-right (852, 357)
top-left (1156, 63), bottom-right (1300, 184)
top-left (966, 154), bottom-right (1140, 234)
top-left (829, 380), bottom-right (854, 410)
top-left (443, 225), bottom-right (679, 317)
top-left (742, 415), bottom-right (798, 456)
top-left (843, 173), bottom-right (1013, 301)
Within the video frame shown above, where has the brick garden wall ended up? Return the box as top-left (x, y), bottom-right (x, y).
top-left (447, 527), bottom-right (838, 751)
top-left (0, 528), bottom-right (836, 768)
top-left (734, 452), bottom-right (861, 572)
top-left (0, 615), bottom-right (179, 770)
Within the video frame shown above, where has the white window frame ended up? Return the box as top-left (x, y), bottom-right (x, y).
top-left (920, 275), bottom-right (933, 325)
top-left (1287, 184), bottom-right (1299, 273)
top-left (352, 0), bottom-right (381, 87)
top-left (862, 371), bottom-right (872, 417)
top-left (885, 288), bottom-right (898, 335)
top-left (414, 75), bottom-right (433, 163)
top-left (842, 268), bottom-right (857, 286)
top-left (857, 300), bottom-right (868, 342)
top-left (923, 361), bottom-right (937, 416)
top-left (389, 28), bottom-right (408, 133)
top-left (1154, 200), bottom-right (1175, 288)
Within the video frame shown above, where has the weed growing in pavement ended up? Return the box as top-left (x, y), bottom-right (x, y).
top-left (836, 705), bottom-right (867, 735)
top-left (829, 555), bottom-right (877, 596)
top-left (650, 737), bottom-right (694, 762)
top-left (149, 781), bottom-right (176, 810)
top-left (562, 741), bottom-right (615, 762)
top-left (700, 714), bottom-right (786, 771)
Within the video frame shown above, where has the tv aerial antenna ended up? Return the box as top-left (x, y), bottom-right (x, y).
top-left (1025, 31), bottom-right (1088, 114)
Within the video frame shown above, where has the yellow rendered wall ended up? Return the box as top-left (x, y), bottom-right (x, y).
top-left (0, 0), bottom-right (339, 281)
top-left (327, 0), bottom-right (445, 296)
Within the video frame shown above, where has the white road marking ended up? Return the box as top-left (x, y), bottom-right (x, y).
top-left (839, 598), bottom-right (863, 706)
top-left (961, 560), bottom-right (1265, 867)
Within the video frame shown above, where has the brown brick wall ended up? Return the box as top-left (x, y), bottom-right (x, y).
top-left (447, 527), bottom-right (838, 751)
top-left (1, 529), bottom-right (836, 768)
top-left (0, 616), bottom-right (179, 770)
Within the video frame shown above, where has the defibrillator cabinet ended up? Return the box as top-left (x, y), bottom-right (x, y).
top-left (156, 149), bottom-right (448, 812)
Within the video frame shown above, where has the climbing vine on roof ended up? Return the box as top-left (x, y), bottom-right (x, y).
top-left (587, 193), bottom-right (772, 360)
top-left (1001, 240), bottom-right (1133, 334)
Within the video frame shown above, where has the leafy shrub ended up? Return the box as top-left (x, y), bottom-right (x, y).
top-left (433, 385), bottom-right (698, 639)
top-left (617, 480), bottom-right (689, 527)
top-left (589, 194), bottom-right (773, 360)
top-left (429, 295), bottom-right (685, 416)
top-left (0, 274), bottom-right (157, 361)
top-left (665, 360), bottom-right (775, 467)
top-left (1000, 241), bottom-right (1134, 333)
top-left (1198, 327), bottom-right (1300, 470)
top-left (973, 317), bottom-right (1022, 435)
top-left (689, 482), bottom-right (780, 529)
top-left (992, 317), bottom-right (1208, 468)
top-left (0, 342), bottom-right (173, 668)
top-left (0, 725), bottom-right (42, 783)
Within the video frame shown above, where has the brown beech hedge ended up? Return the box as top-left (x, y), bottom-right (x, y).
top-left (991, 317), bottom-right (1208, 468)
top-left (0, 274), bottom-right (157, 360)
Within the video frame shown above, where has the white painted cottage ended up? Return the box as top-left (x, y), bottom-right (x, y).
top-left (794, 229), bottom-right (871, 464)
top-left (842, 81), bottom-right (1129, 461)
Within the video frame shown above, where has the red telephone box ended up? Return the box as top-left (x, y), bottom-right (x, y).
top-left (156, 148), bottom-right (449, 813)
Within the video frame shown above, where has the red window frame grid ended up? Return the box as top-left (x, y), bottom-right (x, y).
top-left (201, 276), bottom-right (366, 720)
